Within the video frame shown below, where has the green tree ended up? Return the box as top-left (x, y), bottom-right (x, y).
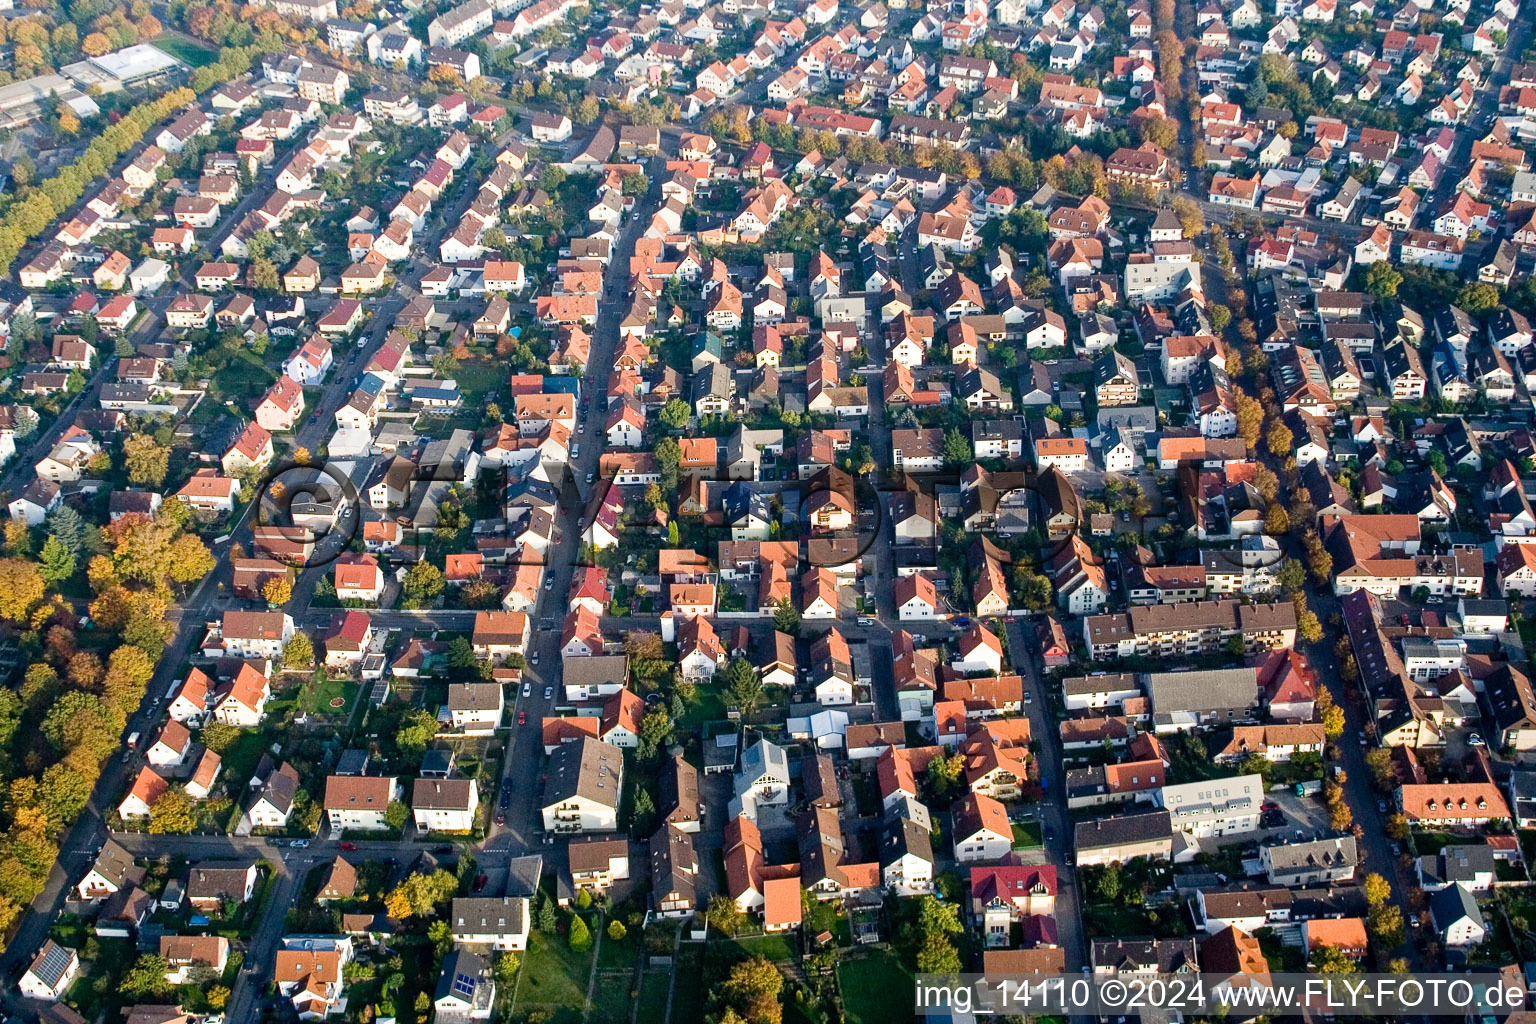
top-left (1363, 872), bottom-right (1392, 908)
top-left (721, 956), bottom-right (784, 1024)
top-left (638, 706), bottom-right (672, 756)
top-left (722, 657), bottom-right (763, 714)
top-left (122, 955), bottom-right (174, 999)
top-left (283, 632), bottom-right (314, 668)
top-left (38, 535), bottom-right (75, 583)
top-left (37, 761), bottom-right (91, 827)
top-left (147, 789), bottom-right (197, 834)
top-left (124, 433), bottom-right (169, 487)
top-left (251, 257), bottom-right (279, 292)
top-left (915, 932), bottom-right (963, 973)
top-left (659, 398), bottom-right (692, 429)
top-left (633, 787), bottom-right (656, 827)
top-left (201, 721), bottom-right (240, 753)
top-left (45, 506), bottom-right (84, 556)
top-left (536, 894), bottom-right (558, 933)
top-left (447, 636), bottom-right (478, 672)
top-left (925, 753), bottom-right (964, 800)
top-left (402, 562), bottom-right (446, 604)
top-left (1365, 261), bottom-right (1402, 301)
top-left (1310, 944), bottom-right (1359, 974)
top-left (1277, 558), bottom-right (1306, 592)
top-left (608, 918), bottom-right (627, 940)
top-left (772, 599), bottom-right (800, 635)
top-left (1209, 304), bottom-right (1232, 331)
top-left (707, 893), bottom-right (747, 936)
top-left (396, 708), bottom-right (438, 753)
top-left (918, 895), bottom-right (963, 936)
top-left (941, 427), bottom-right (972, 467)
top-left (568, 913), bottom-right (593, 952)
top-left (1456, 282), bottom-right (1500, 316)
top-left (384, 800), bottom-right (409, 831)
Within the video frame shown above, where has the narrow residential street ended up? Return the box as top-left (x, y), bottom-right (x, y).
top-left (488, 167), bottom-right (666, 857)
top-left (1005, 618), bottom-right (1088, 973)
top-left (1304, 589), bottom-right (1422, 969)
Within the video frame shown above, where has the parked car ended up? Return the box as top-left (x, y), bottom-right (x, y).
top-left (522, 682), bottom-right (531, 697)
top-left (517, 711), bottom-right (527, 725)
top-left (544, 686), bottom-right (553, 699)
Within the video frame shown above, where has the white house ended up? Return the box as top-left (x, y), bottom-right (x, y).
top-left (412, 777), bottom-right (479, 832)
top-left (446, 682), bottom-right (503, 735)
top-left (1154, 774), bottom-right (1263, 838)
top-left (951, 792), bottom-right (1013, 863)
top-left (19, 942), bottom-right (80, 1002)
top-left (729, 739), bottom-right (792, 820)
top-left (324, 775), bottom-right (401, 832)
top-left (542, 737), bottom-right (624, 834)
top-left (219, 610), bottom-right (294, 660)
top-left (450, 896), bottom-right (531, 951)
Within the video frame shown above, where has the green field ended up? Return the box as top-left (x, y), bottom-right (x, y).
top-left (1012, 821), bottom-right (1043, 849)
top-left (729, 933), bottom-right (797, 961)
top-left (303, 675), bottom-right (359, 715)
top-left (636, 972), bottom-right (671, 1024)
top-left (590, 970), bottom-right (638, 1023)
top-left (210, 348), bottom-right (278, 404)
top-left (152, 35), bottom-right (218, 67)
top-left (597, 924), bottom-right (638, 969)
top-left (511, 930), bottom-right (593, 1022)
top-left (837, 949), bottom-right (915, 1024)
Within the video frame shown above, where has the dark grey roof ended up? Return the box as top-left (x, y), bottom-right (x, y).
top-left (1429, 882), bottom-right (1483, 930)
top-left (543, 736), bottom-right (623, 810)
top-left (1091, 937), bottom-right (1198, 972)
top-left (451, 896), bottom-right (528, 937)
top-left (1074, 808), bottom-right (1173, 852)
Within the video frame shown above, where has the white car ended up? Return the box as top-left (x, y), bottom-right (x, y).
top-left (522, 682), bottom-right (531, 698)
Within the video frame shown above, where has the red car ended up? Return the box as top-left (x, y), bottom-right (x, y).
top-left (340, 841), bottom-right (357, 851)
top-left (517, 711), bottom-right (527, 725)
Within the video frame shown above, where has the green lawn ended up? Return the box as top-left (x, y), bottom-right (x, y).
top-left (597, 926), bottom-right (638, 969)
top-left (589, 970), bottom-right (638, 1023)
top-left (209, 348), bottom-right (278, 404)
top-left (838, 949), bottom-right (915, 1024)
top-left (672, 946), bottom-right (707, 1024)
top-left (1011, 821), bottom-right (1043, 849)
top-left (636, 972), bottom-right (671, 1024)
top-left (217, 727), bottom-right (276, 793)
top-left (730, 933), bottom-right (797, 961)
top-left (511, 929), bottom-right (593, 1021)
top-left (1412, 830), bottom-right (1485, 856)
top-left (303, 675), bottom-right (359, 715)
top-left (151, 35), bottom-right (218, 66)
top-left (1082, 902), bottom-right (1156, 938)
top-left (679, 684), bottom-right (726, 735)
